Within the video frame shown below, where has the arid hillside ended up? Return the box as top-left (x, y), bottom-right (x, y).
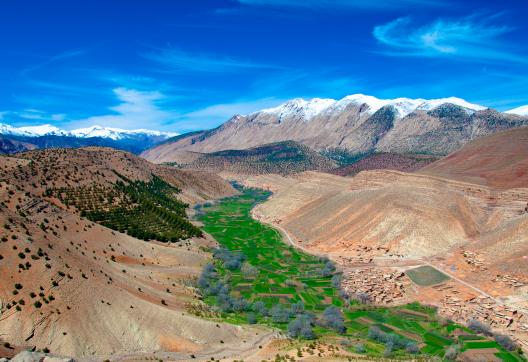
top-left (419, 126), bottom-right (528, 189)
top-left (0, 148), bottom-right (274, 360)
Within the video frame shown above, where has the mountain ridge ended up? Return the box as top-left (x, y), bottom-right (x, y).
top-left (0, 124), bottom-right (178, 155)
top-left (142, 94), bottom-right (528, 164)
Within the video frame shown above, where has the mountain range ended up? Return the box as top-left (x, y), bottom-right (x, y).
top-left (141, 94), bottom-right (528, 164)
top-left (0, 124), bottom-right (177, 154)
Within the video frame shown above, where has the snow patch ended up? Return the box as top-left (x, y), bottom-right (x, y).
top-left (505, 105), bottom-right (528, 116)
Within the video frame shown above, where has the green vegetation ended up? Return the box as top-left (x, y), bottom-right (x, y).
top-left (196, 187), bottom-right (526, 360)
top-left (53, 172), bottom-right (201, 242)
top-left (406, 265), bottom-right (450, 286)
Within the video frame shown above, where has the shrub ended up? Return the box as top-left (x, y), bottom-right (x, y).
top-left (34, 301), bottom-right (42, 308)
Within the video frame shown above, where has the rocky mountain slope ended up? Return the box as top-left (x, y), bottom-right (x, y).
top-left (141, 94), bottom-right (528, 164)
top-left (0, 148), bottom-right (277, 359)
top-left (0, 124), bottom-right (177, 154)
top-left (175, 141), bottom-right (337, 176)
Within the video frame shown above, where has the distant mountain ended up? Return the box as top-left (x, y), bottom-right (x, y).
top-left (506, 105), bottom-right (528, 116)
top-left (0, 124), bottom-right (177, 154)
top-left (142, 94), bottom-right (528, 164)
top-left (176, 140), bottom-right (338, 175)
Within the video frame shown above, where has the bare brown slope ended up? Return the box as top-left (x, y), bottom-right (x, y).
top-left (0, 148), bottom-right (273, 359)
top-left (418, 126), bottom-right (528, 189)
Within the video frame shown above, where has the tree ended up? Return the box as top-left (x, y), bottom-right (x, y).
top-left (495, 334), bottom-right (518, 351)
top-left (354, 344), bottom-right (366, 353)
top-left (331, 274), bottom-right (342, 288)
top-left (322, 306), bottom-right (345, 333)
top-left (288, 314), bottom-right (314, 339)
top-left (355, 292), bottom-right (370, 304)
top-left (467, 319), bottom-right (492, 336)
top-left (270, 304), bottom-right (290, 323)
top-left (406, 342), bottom-right (420, 354)
top-left (290, 301), bottom-right (304, 315)
top-left (252, 301), bottom-right (268, 317)
top-left (444, 345), bottom-right (460, 360)
top-left (241, 262), bottom-right (259, 279)
top-left (320, 260), bottom-right (336, 277)
top-left (247, 312), bottom-right (257, 324)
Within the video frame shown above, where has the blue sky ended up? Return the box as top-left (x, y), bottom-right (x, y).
top-left (1, 0), bottom-right (527, 132)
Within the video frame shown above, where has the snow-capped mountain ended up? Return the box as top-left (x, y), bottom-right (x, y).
top-left (505, 105), bottom-right (528, 117)
top-left (0, 123), bottom-right (177, 140)
top-left (0, 124), bottom-right (178, 155)
top-left (143, 93), bottom-right (528, 163)
top-left (260, 94), bottom-right (487, 120)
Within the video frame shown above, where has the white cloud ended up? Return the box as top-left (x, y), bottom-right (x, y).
top-left (70, 87), bottom-right (175, 130)
top-left (373, 14), bottom-right (525, 63)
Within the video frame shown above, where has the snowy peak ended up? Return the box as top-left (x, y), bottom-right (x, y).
top-left (69, 125), bottom-right (178, 140)
top-left (257, 94), bottom-right (487, 120)
top-left (0, 123), bottom-right (177, 140)
top-left (0, 124), bottom-right (66, 137)
top-left (261, 98), bottom-right (336, 120)
top-left (505, 105), bottom-right (528, 116)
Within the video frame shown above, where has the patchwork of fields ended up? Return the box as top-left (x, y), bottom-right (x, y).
top-left (197, 188), bottom-right (525, 361)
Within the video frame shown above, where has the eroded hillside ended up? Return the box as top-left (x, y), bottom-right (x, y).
top-left (0, 148), bottom-right (275, 359)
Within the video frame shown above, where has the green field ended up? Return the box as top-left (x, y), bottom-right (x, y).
top-left (196, 187), bottom-right (525, 360)
top-left (406, 265), bottom-right (450, 286)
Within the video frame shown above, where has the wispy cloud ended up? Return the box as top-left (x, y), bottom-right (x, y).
top-left (69, 88), bottom-right (176, 130)
top-left (1, 109), bottom-right (67, 124)
top-left (142, 47), bottom-right (280, 73)
top-left (174, 98), bottom-right (286, 131)
top-left (20, 48), bottom-right (86, 76)
top-left (237, 0), bottom-right (444, 10)
top-left (373, 13), bottom-right (525, 63)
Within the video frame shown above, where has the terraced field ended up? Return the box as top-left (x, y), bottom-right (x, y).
top-left (197, 188), bottom-right (526, 360)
